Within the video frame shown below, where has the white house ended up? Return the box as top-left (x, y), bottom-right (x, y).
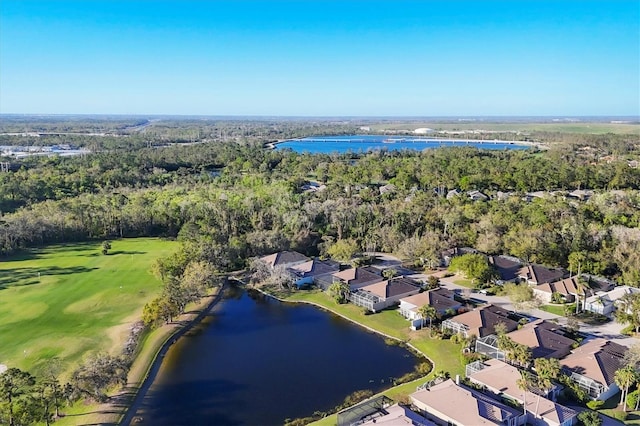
top-left (584, 285), bottom-right (640, 316)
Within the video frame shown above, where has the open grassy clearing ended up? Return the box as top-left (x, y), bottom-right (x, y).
top-left (285, 290), bottom-right (466, 426)
top-left (368, 121), bottom-right (640, 135)
top-left (0, 238), bottom-right (176, 379)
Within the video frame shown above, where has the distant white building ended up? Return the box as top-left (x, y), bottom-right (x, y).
top-left (414, 128), bottom-right (434, 134)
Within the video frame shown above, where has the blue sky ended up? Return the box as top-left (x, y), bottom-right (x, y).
top-left (1, 0), bottom-right (638, 116)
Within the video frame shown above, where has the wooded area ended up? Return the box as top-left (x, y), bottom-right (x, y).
top-left (1, 118), bottom-right (639, 287)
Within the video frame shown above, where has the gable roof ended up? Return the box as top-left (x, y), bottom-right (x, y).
top-left (507, 319), bottom-right (577, 359)
top-left (448, 305), bottom-right (518, 338)
top-left (518, 264), bottom-right (565, 285)
top-left (288, 259), bottom-right (339, 278)
top-left (489, 255), bottom-right (522, 281)
top-left (260, 251), bottom-right (309, 268)
top-left (467, 359), bottom-right (577, 425)
top-left (359, 277), bottom-right (420, 300)
top-left (401, 289), bottom-right (460, 312)
top-left (533, 277), bottom-right (580, 296)
top-left (560, 338), bottom-right (627, 387)
top-left (332, 267), bottom-right (383, 288)
top-left (410, 379), bottom-right (521, 425)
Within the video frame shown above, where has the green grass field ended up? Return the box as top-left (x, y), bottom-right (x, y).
top-left (0, 238), bottom-right (176, 379)
top-left (368, 121), bottom-right (640, 135)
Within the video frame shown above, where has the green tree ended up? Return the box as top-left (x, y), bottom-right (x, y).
top-left (577, 410), bottom-right (602, 426)
top-left (328, 281), bottom-right (350, 304)
top-left (534, 358), bottom-right (560, 418)
top-left (101, 240), bottom-right (111, 255)
top-left (503, 282), bottom-right (538, 312)
top-left (615, 365), bottom-right (638, 412)
top-left (0, 368), bottom-right (36, 426)
top-left (516, 370), bottom-right (534, 416)
top-left (417, 304), bottom-right (437, 335)
top-left (327, 239), bottom-right (359, 263)
top-left (615, 292), bottom-right (640, 334)
top-left (449, 253), bottom-right (496, 285)
top-left (426, 275), bottom-right (440, 289)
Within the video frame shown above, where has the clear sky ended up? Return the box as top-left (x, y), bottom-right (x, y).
top-left (1, 0), bottom-right (638, 116)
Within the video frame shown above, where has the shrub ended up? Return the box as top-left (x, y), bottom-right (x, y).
top-left (627, 389), bottom-right (640, 410)
top-left (577, 410), bottom-right (602, 426)
top-left (586, 400), bottom-right (604, 410)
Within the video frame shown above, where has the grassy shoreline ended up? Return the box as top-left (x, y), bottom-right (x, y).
top-left (54, 287), bottom-right (224, 426)
top-left (259, 287), bottom-right (466, 426)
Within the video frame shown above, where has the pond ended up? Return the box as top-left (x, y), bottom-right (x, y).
top-left (131, 288), bottom-right (419, 425)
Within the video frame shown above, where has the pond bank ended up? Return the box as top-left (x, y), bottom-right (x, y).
top-left (116, 284), bottom-right (226, 425)
top-left (254, 287), bottom-right (431, 366)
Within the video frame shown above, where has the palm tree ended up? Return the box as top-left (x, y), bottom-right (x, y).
top-left (615, 365), bottom-right (638, 412)
top-left (513, 344), bottom-right (532, 368)
top-left (534, 358), bottom-right (560, 418)
top-left (517, 370), bottom-right (534, 418)
top-left (418, 304), bottom-right (437, 335)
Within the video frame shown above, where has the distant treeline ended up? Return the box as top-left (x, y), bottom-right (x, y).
top-left (1, 139), bottom-right (639, 286)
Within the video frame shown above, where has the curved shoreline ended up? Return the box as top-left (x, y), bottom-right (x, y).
top-left (117, 284), bottom-right (227, 425)
top-left (252, 287), bottom-right (434, 377)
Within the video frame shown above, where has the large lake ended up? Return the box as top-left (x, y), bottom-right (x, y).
top-left (276, 135), bottom-right (533, 154)
top-left (131, 288), bottom-right (419, 425)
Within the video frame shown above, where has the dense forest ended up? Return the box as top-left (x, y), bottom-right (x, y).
top-left (1, 118), bottom-right (640, 287)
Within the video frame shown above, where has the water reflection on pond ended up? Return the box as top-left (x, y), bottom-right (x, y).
top-left (134, 288), bottom-right (419, 425)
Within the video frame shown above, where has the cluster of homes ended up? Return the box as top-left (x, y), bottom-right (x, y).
top-left (259, 250), bottom-right (634, 426)
top-left (340, 334), bottom-right (627, 426)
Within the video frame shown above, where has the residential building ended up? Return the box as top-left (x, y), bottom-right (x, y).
top-left (560, 338), bottom-right (628, 400)
top-left (441, 305), bottom-right (518, 338)
top-left (260, 251), bottom-right (310, 270)
top-left (532, 277), bottom-right (581, 304)
top-left (584, 285), bottom-right (640, 316)
top-left (476, 320), bottom-right (576, 361)
top-left (518, 265), bottom-right (565, 286)
top-left (466, 359), bottom-right (577, 426)
top-left (489, 255), bottom-right (522, 284)
top-left (410, 378), bottom-right (525, 426)
top-left (468, 190), bottom-right (489, 201)
top-left (287, 259), bottom-right (340, 288)
top-left (331, 267), bottom-right (383, 291)
top-left (359, 404), bottom-right (435, 426)
top-left (399, 289), bottom-right (461, 329)
top-left (350, 277), bottom-right (421, 312)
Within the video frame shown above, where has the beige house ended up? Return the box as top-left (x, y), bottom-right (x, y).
top-left (331, 267), bottom-right (383, 291)
top-left (349, 277), bottom-right (420, 312)
top-left (532, 277), bottom-right (581, 303)
top-left (560, 338), bottom-right (627, 400)
top-left (399, 288), bottom-right (461, 330)
top-left (410, 378), bottom-right (525, 426)
top-left (476, 319), bottom-right (576, 362)
top-left (260, 251), bottom-right (309, 269)
top-left (441, 305), bottom-right (518, 338)
top-left (518, 265), bottom-right (565, 286)
top-left (466, 359), bottom-right (577, 426)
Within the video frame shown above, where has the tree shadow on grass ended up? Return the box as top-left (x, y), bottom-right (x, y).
top-left (109, 250), bottom-right (147, 256)
top-left (0, 242), bottom-right (101, 262)
top-left (0, 266), bottom-right (99, 290)
top-left (82, 250), bottom-right (147, 257)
